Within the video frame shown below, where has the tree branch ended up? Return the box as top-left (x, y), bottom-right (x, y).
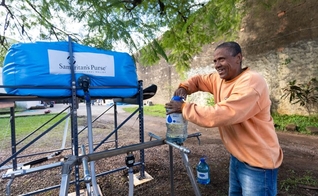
top-left (0, 0), bottom-right (14, 19)
top-left (24, 0), bottom-right (74, 41)
top-left (122, 0), bottom-right (142, 12)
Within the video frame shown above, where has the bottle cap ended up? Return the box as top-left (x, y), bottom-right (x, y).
top-left (171, 96), bottom-right (182, 101)
top-left (200, 157), bottom-right (205, 162)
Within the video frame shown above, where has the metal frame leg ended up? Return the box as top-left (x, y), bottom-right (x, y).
top-left (180, 151), bottom-right (201, 196)
top-left (149, 132), bottom-right (202, 196)
top-left (169, 146), bottom-right (175, 196)
top-left (59, 156), bottom-right (78, 196)
top-left (85, 100), bottom-right (100, 196)
top-left (6, 176), bottom-right (14, 196)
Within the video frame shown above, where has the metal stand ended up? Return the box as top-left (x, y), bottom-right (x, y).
top-left (149, 132), bottom-right (202, 196)
top-left (0, 36), bottom-right (172, 195)
top-left (57, 139), bottom-right (164, 195)
top-left (78, 75), bottom-right (101, 196)
top-left (68, 36), bottom-right (81, 196)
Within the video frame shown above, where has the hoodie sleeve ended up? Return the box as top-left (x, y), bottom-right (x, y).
top-left (182, 87), bottom-right (261, 127)
top-left (181, 72), bottom-right (269, 128)
top-left (179, 73), bottom-right (219, 95)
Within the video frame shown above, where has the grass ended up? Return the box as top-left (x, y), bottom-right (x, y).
top-left (123, 104), bottom-right (166, 118)
top-left (272, 113), bottom-right (318, 134)
top-left (0, 113), bottom-right (68, 141)
top-left (280, 170), bottom-right (318, 192)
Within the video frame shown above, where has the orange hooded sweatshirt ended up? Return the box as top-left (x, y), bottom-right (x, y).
top-left (180, 68), bottom-right (283, 169)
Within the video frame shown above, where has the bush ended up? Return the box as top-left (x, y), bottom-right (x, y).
top-left (281, 78), bottom-right (318, 115)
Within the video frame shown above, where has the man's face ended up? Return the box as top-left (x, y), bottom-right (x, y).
top-left (213, 48), bottom-right (242, 81)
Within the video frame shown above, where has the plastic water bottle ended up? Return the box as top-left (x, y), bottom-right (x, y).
top-left (166, 96), bottom-right (188, 145)
top-left (196, 157), bottom-right (210, 185)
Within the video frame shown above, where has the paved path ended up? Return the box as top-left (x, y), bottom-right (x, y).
top-left (0, 103), bottom-right (136, 117)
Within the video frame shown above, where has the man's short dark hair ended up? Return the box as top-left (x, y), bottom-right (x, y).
top-left (215, 41), bottom-right (242, 57)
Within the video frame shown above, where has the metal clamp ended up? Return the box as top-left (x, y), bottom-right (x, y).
top-left (187, 132), bottom-right (202, 145)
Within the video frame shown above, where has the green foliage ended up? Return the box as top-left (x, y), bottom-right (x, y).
top-left (206, 95), bottom-right (215, 106)
top-left (280, 170), bottom-right (317, 192)
top-left (272, 113), bottom-right (318, 134)
top-left (281, 58), bottom-right (293, 66)
top-left (0, 0), bottom-right (243, 71)
top-left (281, 78), bottom-right (318, 115)
top-left (139, 0), bottom-right (243, 74)
top-left (0, 36), bottom-right (18, 66)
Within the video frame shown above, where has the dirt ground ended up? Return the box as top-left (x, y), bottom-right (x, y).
top-left (0, 110), bottom-right (318, 196)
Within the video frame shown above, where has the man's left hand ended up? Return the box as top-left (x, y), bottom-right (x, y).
top-left (165, 100), bottom-right (184, 114)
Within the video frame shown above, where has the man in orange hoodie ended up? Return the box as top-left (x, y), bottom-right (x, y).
top-left (165, 41), bottom-right (283, 196)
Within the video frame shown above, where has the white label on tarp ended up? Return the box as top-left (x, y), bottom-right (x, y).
top-left (48, 50), bottom-right (115, 76)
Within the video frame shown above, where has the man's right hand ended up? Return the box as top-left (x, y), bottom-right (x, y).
top-left (173, 87), bottom-right (187, 100)
top-left (165, 100), bottom-right (184, 114)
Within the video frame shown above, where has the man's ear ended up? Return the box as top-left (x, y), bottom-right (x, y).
top-left (236, 53), bottom-right (242, 64)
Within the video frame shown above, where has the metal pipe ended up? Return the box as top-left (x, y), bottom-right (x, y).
top-left (6, 177), bottom-right (14, 196)
top-left (81, 145), bottom-right (92, 183)
top-left (180, 152), bottom-right (201, 196)
top-left (84, 139), bottom-right (164, 162)
top-left (85, 93), bottom-right (100, 196)
top-left (61, 111), bottom-right (70, 150)
top-left (59, 174), bottom-right (70, 196)
top-left (169, 146), bottom-right (174, 196)
top-left (9, 107), bottom-right (17, 170)
top-left (128, 167), bottom-right (134, 196)
top-left (2, 162), bottom-right (64, 178)
top-left (94, 108), bottom-right (139, 151)
top-left (81, 145), bottom-right (92, 196)
top-left (165, 140), bottom-right (191, 154)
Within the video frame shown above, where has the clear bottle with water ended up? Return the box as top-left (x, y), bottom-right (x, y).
top-left (196, 157), bottom-right (211, 185)
top-left (166, 96), bottom-right (188, 145)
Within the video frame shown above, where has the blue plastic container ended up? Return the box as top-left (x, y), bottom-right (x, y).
top-left (196, 157), bottom-right (211, 185)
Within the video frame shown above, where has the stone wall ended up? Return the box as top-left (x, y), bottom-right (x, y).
top-left (137, 0), bottom-right (318, 115)
top-left (243, 40), bottom-right (318, 115)
top-left (137, 40), bottom-right (318, 115)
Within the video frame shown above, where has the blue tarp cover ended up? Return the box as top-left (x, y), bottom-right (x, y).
top-left (2, 41), bottom-right (138, 98)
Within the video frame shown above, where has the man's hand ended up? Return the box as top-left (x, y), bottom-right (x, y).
top-left (165, 100), bottom-right (184, 115)
top-left (173, 87), bottom-right (187, 100)
top-left (164, 87), bottom-right (187, 114)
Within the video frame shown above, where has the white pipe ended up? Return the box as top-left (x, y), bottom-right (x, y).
top-left (60, 110), bottom-right (70, 150)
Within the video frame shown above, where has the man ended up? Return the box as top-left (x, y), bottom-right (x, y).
top-left (165, 41), bottom-right (283, 196)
